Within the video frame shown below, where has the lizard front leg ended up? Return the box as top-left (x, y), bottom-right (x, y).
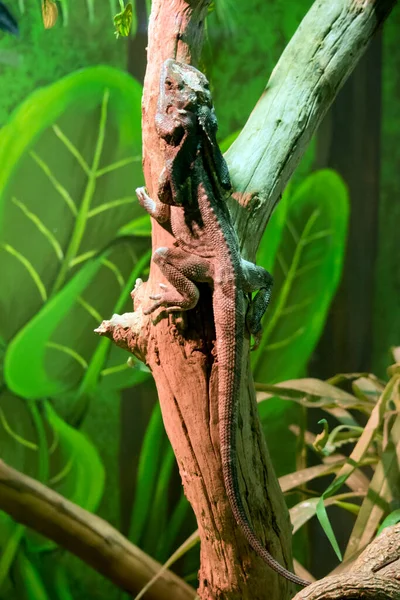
top-left (136, 186), bottom-right (171, 225)
top-left (241, 259), bottom-right (273, 350)
top-left (145, 246), bottom-right (212, 315)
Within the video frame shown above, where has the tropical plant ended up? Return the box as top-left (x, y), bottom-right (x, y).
top-left (257, 346), bottom-right (400, 570)
top-left (136, 348), bottom-right (400, 598)
top-left (0, 65), bottom-right (150, 599)
top-left (0, 61), bottom-right (349, 600)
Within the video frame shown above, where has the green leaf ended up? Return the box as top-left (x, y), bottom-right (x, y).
top-left (118, 214), bottom-right (151, 237)
top-left (0, 523), bottom-right (25, 592)
top-left (13, 552), bottom-right (49, 600)
top-left (144, 444), bottom-right (176, 557)
top-left (255, 170), bottom-right (348, 479)
top-left (69, 246), bottom-right (152, 423)
top-left (256, 183), bottom-right (290, 273)
top-left (0, 390), bottom-right (45, 476)
top-left (254, 169), bottom-right (349, 384)
top-left (25, 400), bottom-right (105, 553)
top-left (129, 403), bottom-right (168, 547)
top-left (313, 418), bottom-right (330, 454)
top-left (46, 401), bottom-right (105, 511)
top-left (334, 501), bottom-right (360, 516)
top-left (0, 66), bottom-right (144, 399)
top-left (113, 2), bottom-right (134, 38)
top-left (377, 509), bottom-right (400, 535)
top-left (316, 471), bottom-right (353, 561)
top-left (4, 258), bottom-right (103, 399)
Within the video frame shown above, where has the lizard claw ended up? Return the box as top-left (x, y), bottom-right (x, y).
top-left (149, 283), bottom-right (170, 301)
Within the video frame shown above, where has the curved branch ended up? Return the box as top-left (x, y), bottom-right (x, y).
top-left (292, 525), bottom-right (400, 600)
top-left (0, 459), bottom-right (195, 600)
top-left (225, 0), bottom-right (397, 257)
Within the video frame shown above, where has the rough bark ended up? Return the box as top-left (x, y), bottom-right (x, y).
top-left (97, 1), bottom-right (397, 599)
top-left (0, 460), bottom-right (195, 599)
top-left (225, 0), bottom-right (396, 259)
top-left (292, 524), bottom-right (400, 600)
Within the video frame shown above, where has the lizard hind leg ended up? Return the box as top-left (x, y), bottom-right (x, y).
top-left (241, 259), bottom-right (274, 350)
top-left (144, 246), bottom-right (212, 315)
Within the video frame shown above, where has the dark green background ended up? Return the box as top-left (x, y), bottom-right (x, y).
top-left (0, 1), bottom-right (398, 598)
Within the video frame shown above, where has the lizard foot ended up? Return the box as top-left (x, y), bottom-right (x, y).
top-left (144, 283), bottom-right (193, 315)
top-left (250, 329), bottom-right (263, 351)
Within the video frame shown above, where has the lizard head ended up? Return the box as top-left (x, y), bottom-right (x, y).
top-left (160, 58), bottom-right (213, 112)
top-left (159, 59), bottom-right (231, 192)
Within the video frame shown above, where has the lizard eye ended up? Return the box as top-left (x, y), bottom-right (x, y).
top-left (165, 79), bottom-right (173, 89)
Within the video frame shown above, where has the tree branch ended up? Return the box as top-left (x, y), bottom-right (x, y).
top-left (0, 460), bottom-right (195, 600)
top-left (225, 0), bottom-right (397, 258)
top-left (95, 1), bottom-right (397, 599)
top-left (292, 525), bottom-right (400, 600)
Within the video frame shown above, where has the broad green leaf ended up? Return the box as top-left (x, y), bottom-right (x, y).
top-left (80, 389), bottom-right (121, 530)
top-left (0, 66), bottom-right (145, 399)
top-left (256, 183), bottom-right (290, 273)
top-left (52, 564), bottom-right (74, 600)
top-left (0, 391), bottom-right (38, 471)
top-left (45, 401), bottom-right (105, 512)
top-left (0, 391), bottom-right (49, 488)
top-left (129, 403), bottom-right (169, 547)
top-left (81, 248), bottom-right (152, 399)
top-left (0, 392), bottom-right (51, 571)
top-left (254, 169), bottom-right (349, 385)
top-left (4, 258), bottom-right (103, 399)
top-left (25, 400), bottom-right (105, 554)
top-left (97, 346), bottom-right (150, 393)
top-left (255, 170), bottom-right (348, 482)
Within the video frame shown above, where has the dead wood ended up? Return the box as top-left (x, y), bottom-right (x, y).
top-left (292, 524), bottom-right (400, 600)
top-left (97, 1), bottom-right (397, 599)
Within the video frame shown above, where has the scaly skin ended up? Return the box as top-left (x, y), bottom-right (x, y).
top-left (136, 58), bottom-right (310, 588)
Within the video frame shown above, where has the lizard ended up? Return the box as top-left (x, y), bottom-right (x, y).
top-left (136, 57), bottom-right (310, 588)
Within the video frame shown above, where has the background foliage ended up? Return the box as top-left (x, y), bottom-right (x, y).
top-left (0, 1), bottom-right (398, 599)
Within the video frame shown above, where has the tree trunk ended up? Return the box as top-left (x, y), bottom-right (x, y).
top-left (97, 1), bottom-right (397, 598)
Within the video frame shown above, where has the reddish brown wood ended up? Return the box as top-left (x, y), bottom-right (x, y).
top-left (135, 2), bottom-right (298, 599)
top-left (98, 1), bottom-right (398, 599)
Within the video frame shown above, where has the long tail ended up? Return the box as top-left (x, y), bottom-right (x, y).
top-left (215, 285), bottom-right (310, 588)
